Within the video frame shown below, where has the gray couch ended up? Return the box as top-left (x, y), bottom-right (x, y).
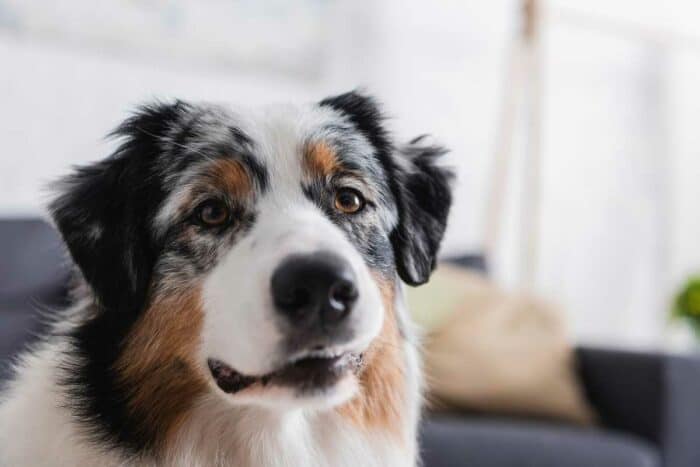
top-left (1, 218), bottom-right (699, 467)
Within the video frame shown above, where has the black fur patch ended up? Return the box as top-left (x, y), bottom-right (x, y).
top-left (50, 102), bottom-right (178, 453)
top-left (319, 91), bottom-right (393, 165)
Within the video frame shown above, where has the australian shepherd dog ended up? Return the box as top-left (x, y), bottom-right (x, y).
top-left (0, 91), bottom-right (453, 466)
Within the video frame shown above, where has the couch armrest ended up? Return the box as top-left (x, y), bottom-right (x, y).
top-left (576, 347), bottom-right (700, 467)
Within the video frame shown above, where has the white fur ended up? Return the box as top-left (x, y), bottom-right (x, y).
top-left (0, 341), bottom-right (125, 466)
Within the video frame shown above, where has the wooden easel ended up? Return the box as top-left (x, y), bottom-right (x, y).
top-left (483, 0), bottom-right (542, 289)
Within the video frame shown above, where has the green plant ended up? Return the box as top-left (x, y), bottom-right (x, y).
top-left (672, 275), bottom-right (700, 339)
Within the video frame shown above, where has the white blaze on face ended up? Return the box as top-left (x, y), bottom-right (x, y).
top-left (199, 104), bottom-right (385, 401)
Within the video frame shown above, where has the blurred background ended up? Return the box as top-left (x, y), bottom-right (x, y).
top-left (3, 2), bottom-right (700, 466)
top-left (3, 0), bottom-right (700, 351)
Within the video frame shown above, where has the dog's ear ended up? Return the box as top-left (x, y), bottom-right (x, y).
top-left (49, 101), bottom-right (186, 311)
top-left (390, 137), bottom-right (454, 285)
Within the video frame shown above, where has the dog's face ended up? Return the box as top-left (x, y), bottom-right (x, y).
top-left (50, 92), bottom-right (452, 446)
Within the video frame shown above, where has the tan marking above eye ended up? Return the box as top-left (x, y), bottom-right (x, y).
top-left (334, 188), bottom-right (365, 214)
top-left (304, 141), bottom-right (340, 178)
top-left (206, 159), bottom-right (253, 199)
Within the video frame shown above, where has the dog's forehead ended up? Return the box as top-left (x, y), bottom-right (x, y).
top-left (239, 102), bottom-right (380, 182)
top-left (159, 101), bottom-right (386, 187)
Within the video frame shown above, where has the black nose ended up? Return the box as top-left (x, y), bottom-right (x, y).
top-left (271, 251), bottom-right (358, 327)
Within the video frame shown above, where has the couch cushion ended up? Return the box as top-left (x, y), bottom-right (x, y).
top-left (0, 218), bottom-right (68, 306)
top-left (421, 415), bottom-right (660, 467)
top-left (0, 308), bottom-right (43, 379)
top-left (0, 218), bottom-right (70, 380)
top-left (409, 264), bottom-right (595, 425)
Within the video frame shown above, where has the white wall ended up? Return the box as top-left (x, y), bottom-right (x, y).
top-left (668, 51), bottom-right (700, 297)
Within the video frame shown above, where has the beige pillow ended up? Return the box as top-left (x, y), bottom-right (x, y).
top-left (407, 265), bottom-right (596, 425)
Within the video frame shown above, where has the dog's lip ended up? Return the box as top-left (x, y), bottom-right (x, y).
top-left (207, 350), bottom-right (363, 395)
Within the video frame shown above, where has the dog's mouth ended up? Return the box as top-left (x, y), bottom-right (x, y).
top-left (207, 349), bottom-right (364, 395)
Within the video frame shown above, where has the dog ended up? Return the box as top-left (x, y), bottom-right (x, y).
top-left (0, 91), bottom-right (453, 466)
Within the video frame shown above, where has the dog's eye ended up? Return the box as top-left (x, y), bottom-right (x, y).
top-left (195, 200), bottom-right (230, 227)
top-left (334, 188), bottom-right (365, 214)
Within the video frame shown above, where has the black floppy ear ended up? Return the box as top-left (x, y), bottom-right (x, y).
top-left (390, 136), bottom-right (454, 286)
top-left (49, 102), bottom-right (186, 311)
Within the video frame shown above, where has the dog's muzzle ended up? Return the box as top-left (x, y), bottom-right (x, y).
top-left (207, 250), bottom-right (368, 395)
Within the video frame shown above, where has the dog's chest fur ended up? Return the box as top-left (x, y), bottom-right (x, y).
top-left (165, 405), bottom-right (413, 467)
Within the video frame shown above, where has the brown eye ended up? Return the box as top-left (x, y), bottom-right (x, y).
top-left (196, 200), bottom-right (229, 227)
top-left (334, 188), bottom-right (365, 214)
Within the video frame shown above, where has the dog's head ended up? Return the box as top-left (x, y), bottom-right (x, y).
top-left (50, 92), bottom-right (452, 447)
